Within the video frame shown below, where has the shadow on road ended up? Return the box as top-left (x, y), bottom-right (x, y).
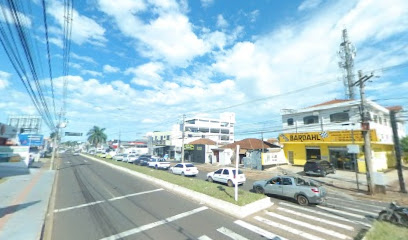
top-left (217, 186), bottom-right (233, 198)
top-left (0, 200), bottom-right (41, 218)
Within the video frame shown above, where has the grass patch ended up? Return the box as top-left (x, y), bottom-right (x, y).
top-left (87, 154), bottom-right (265, 206)
top-left (364, 221), bottom-right (408, 240)
top-left (0, 178), bottom-right (8, 185)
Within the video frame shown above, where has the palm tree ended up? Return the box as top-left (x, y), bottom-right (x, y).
top-left (87, 126), bottom-right (107, 147)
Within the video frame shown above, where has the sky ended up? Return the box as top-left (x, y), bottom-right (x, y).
top-left (0, 0), bottom-right (407, 142)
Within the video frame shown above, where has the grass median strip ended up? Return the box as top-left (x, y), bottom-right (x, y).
top-left (89, 155), bottom-right (265, 206)
top-left (364, 221), bottom-right (408, 240)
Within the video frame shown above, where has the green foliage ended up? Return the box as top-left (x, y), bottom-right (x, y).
top-left (87, 126), bottom-right (107, 147)
top-left (400, 136), bottom-right (408, 152)
top-left (364, 221), bottom-right (408, 240)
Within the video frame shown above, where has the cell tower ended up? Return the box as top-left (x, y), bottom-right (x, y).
top-left (338, 28), bottom-right (357, 99)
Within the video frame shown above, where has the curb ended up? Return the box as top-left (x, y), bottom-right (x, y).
top-left (82, 154), bottom-right (273, 218)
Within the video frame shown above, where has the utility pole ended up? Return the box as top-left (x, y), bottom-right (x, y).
top-left (354, 70), bottom-right (375, 194)
top-left (338, 28), bottom-right (357, 100)
top-left (390, 110), bottom-right (407, 193)
top-left (181, 114), bottom-right (185, 163)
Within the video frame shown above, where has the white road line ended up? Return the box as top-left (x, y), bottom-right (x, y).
top-left (254, 216), bottom-right (325, 240)
top-left (317, 205), bottom-right (366, 219)
top-left (217, 227), bottom-right (249, 240)
top-left (265, 211), bottom-right (352, 240)
top-left (54, 188), bottom-right (164, 213)
top-left (278, 202), bottom-right (371, 228)
top-left (198, 236), bottom-right (213, 240)
top-left (325, 203), bottom-right (378, 216)
top-left (234, 220), bottom-right (288, 240)
top-left (326, 197), bottom-right (385, 211)
top-left (277, 207), bottom-right (354, 231)
top-left (99, 206), bottom-right (208, 240)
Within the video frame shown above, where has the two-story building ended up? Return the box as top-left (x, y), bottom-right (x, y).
top-left (278, 99), bottom-right (405, 172)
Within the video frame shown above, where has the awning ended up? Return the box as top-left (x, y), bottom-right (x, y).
top-left (239, 149), bottom-right (247, 154)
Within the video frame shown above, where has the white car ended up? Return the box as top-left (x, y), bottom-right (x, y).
top-left (206, 167), bottom-right (246, 187)
top-left (113, 154), bottom-right (124, 161)
top-left (170, 163), bottom-right (199, 177)
top-left (127, 154), bottom-right (137, 163)
top-left (100, 152), bottom-right (107, 158)
top-left (148, 158), bottom-right (171, 170)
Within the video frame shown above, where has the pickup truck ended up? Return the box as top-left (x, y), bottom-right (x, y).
top-left (148, 158), bottom-right (171, 170)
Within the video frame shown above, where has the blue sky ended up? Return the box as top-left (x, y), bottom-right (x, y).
top-left (0, 0), bottom-right (407, 142)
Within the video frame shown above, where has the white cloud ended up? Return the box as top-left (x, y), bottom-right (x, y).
top-left (49, 37), bottom-right (63, 48)
top-left (103, 64), bottom-right (120, 73)
top-left (200, 0), bottom-right (214, 8)
top-left (0, 5), bottom-right (32, 27)
top-left (249, 10), bottom-right (260, 23)
top-left (48, 1), bottom-right (107, 46)
top-left (125, 62), bottom-right (164, 88)
top-left (298, 0), bottom-right (322, 11)
top-left (71, 53), bottom-right (97, 64)
top-left (0, 71), bottom-right (11, 89)
top-left (98, 0), bottom-right (220, 66)
top-left (81, 70), bottom-right (103, 77)
top-left (216, 14), bottom-right (228, 28)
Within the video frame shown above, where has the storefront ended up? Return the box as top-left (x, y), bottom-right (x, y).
top-left (279, 130), bottom-right (395, 173)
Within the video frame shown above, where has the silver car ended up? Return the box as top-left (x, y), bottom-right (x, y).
top-left (252, 175), bottom-right (326, 205)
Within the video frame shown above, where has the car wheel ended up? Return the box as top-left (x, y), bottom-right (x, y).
top-left (207, 176), bottom-right (213, 182)
top-left (181, 172), bottom-right (185, 177)
top-left (227, 180), bottom-right (234, 187)
top-left (255, 186), bottom-right (264, 194)
top-left (297, 195), bottom-right (309, 206)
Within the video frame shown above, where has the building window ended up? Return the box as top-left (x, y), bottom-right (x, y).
top-left (329, 112), bottom-right (349, 123)
top-left (186, 119), bottom-right (195, 124)
top-left (303, 116), bottom-right (319, 125)
top-left (199, 128), bottom-right (209, 133)
top-left (287, 118), bottom-right (294, 126)
top-left (221, 129), bottom-right (229, 134)
top-left (373, 115), bottom-right (378, 123)
top-left (379, 117), bottom-right (383, 125)
top-left (384, 118), bottom-right (387, 126)
top-left (210, 128), bottom-right (220, 133)
top-left (167, 135), bottom-right (170, 140)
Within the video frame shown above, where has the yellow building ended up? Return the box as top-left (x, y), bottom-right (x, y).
top-left (279, 130), bottom-right (396, 173)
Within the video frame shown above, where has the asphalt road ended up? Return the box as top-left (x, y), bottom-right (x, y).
top-left (50, 154), bottom-right (274, 240)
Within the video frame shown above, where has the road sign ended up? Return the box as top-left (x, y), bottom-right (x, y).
top-left (347, 144), bottom-right (360, 154)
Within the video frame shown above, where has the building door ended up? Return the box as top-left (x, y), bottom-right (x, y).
top-left (329, 148), bottom-right (354, 171)
top-left (288, 151), bottom-right (294, 164)
top-left (306, 147), bottom-right (321, 160)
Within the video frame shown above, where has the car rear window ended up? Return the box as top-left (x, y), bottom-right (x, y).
top-left (185, 164), bottom-right (194, 167)
top-left (232, 169), bottom-right (243, 175)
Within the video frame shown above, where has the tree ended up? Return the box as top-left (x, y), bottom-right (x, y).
top-left (87, 126), bottom-right (107, 147)
top-left (401, 136), bottom-right (408, 153)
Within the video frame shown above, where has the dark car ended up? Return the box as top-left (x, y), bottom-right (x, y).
top-left (304, 160), bottom-right (336, 177)
top-left (135, 156), bottom-right (152, 166)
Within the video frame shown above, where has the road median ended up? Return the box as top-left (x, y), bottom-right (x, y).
top-left (81, 154), bottom-right (273, 218)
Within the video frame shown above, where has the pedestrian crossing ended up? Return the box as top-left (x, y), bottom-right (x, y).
top-left (197, 194), bottom-right (386, 240)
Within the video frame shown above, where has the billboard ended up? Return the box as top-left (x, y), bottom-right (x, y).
top-left (18, 134), bottom-right (44, 146)
top-left (8, 116), bottom-right (42, 133)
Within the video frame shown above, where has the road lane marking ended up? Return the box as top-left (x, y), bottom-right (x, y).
top-left (234, 220), bottom-right (288, 240)
top-left (277, 207), bottom-right (354, 230)
top-left (317, 205), bottom-right (366, 219)
top-left (278, 202), bottom-right (371, 228)
top-left (254, 216), bottom-right (325, 240)
top-left (326, 197), bottom-right (385, 211)
top-left (54, 188), bottom-right (164, 213)
top-left (265, 211), bottom-right (352, 240)
top-left (217, 227), bottom-right (249, 240)
top-left (99, 206), bottom-right (208, 240)
top-left (198, 236), bottom-right (212, 240)
top-left (325, 203), bottom-right (379, 216)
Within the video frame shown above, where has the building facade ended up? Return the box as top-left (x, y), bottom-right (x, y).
top-left (279, 99), bottom-right (405, 172)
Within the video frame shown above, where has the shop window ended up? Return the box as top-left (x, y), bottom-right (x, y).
top-left (303, 116), bottom-right (319, 125)
top-left (287, 118), bottom-right (294, 126)
top-left (329, 112), bottom-right (349, 123)
top-left (306, 148), bottom-right (321, 160)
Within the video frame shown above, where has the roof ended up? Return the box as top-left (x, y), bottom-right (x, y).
top-left (307, 99), bottom-right (353, 108)
top-left (189, 138), bottom-right (217, 145)
top-left (386, 106), bottom-right (403, 112)
top-left (222, 138), bottom-right (280, 150)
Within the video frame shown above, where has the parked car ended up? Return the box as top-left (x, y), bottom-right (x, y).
top-left (169, 163), bottom-right (199, 177)
top-left (148, 157), bottom-right (170, 170)
top-left (100, 152), bottom-right (108, 158)
top-left (253, 175), bottom-right (327, 205)
top-left (304, 160), bottom-right (336, 177)
top-left (113, 154), bottom-right (124, 161)
top-left (126, 154), bottom-right (137, 163)
top-left (206, 167), bottom-right (246, 187)
top-left (138, 157), bottom-right (151, 166)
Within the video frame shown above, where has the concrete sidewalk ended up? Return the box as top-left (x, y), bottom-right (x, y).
top-left (0, 159), bottom-right (56, 240)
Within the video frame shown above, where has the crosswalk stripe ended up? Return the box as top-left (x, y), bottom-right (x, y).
top-left (198, 235), bottom-right (212, 240)
top-left (317, 205), bottom-right (366, 219)
top-left (234, 220), bottom-right (288, 240)
top-left (277, 207), bottom-right (354, 231)
top-left (326, 197), bottom-right (385, 211)
top-left (217, 227), bottom-right (249, 240)
top-left (278, 202), bottom-right (371, 228)
top-left (325, 203), bottom-right (379, 216)
top-left (254, 216), bottom-right (325, 240)
top-left (265, 211), bottom-right (352, 240)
